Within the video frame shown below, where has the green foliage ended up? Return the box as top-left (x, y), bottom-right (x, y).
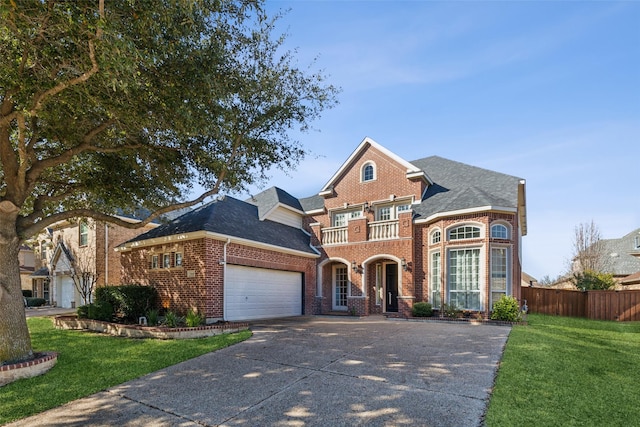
top-left (164, 311), bottom-right (183, 328)
top-left (22, 290), bottom-right (33, 298)
top-left (490, 295), bottom-right (522, 322)
top-left (77, 305), bottom-right (89, 319)
top-left (25, 297), bottom-right (46, 307)
top-left (571, 269), bottom-right (616, 291)
top-left (412, 302), bottom-right (434, 317)
top-left (1, 0), bottom-right (337, 364)
top-left (185, 309), bottom-right (203, 327)
top-left (0, 318), bottom-right (251, 425)
top-left (95, 285), bottom-right (158, 322)
top-left (442, 303), bottom-right (461, 318)
top-left (485, 314), bottom-right (640, 426)
top-left (146, 309), bottom-right (159, 327)
top-left (86, 301), bottom-right (114, 322)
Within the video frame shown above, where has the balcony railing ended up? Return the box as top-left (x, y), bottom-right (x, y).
top-left (322, 226), bottom-right (348, 245)
top-left (369, 219), bottom-right (399, 241)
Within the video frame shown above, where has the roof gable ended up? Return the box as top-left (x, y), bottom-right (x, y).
top-left (318, 137), bottom-right (431, 196)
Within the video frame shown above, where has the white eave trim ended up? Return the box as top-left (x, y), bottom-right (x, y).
top-left (414, 206), bottom-right (518, 224)
top-left (305, 208), bottom-right (326, 215)
top-left (319, 136), bottom-right (424, 193)
top-left (116, 230), bottom-right (320, 259)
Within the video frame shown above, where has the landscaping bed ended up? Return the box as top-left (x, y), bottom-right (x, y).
top-left (55, 315), bottom-right (249, 339)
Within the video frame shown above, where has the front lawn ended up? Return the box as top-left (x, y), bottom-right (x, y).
top-left (485, 314), bottom-right (640, 426)
top-left (0, 317), bottom-right (251, 425)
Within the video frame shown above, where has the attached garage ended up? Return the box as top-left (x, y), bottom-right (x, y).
top-left (225, 265), bottom-right (303, 321)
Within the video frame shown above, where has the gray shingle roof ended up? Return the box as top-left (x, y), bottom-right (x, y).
top-left (600, 228), bottom-right (640, 276)
top-left (409, 156), bottom-right (522, 220)
top-left (125, 196), bottom-right (316, 255)
top-left (245, 187), bottom-right (303, 218)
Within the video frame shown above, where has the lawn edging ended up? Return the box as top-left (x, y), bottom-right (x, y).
top-left (0, 352), bottom-right (58, 387)
top-left (54, 315), bottom-right (249, 339)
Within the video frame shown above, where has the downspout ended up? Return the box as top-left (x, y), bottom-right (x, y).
top-left (222, 238), bottom-right (231, 321)
top-left (104, 223), bottom-right (109, 286)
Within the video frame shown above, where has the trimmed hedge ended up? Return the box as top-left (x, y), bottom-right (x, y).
top-left (95, 285), bottom-right (159, 322)
top-left (22, 290), bottom-right (33, 298)
top-left (412, 302), bottom-right (434, 317)
top-left (25, 297), bottom-right (46, 307)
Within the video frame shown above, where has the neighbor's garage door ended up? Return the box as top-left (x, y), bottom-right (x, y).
top-left (225, 265), bottom-right (302, 321)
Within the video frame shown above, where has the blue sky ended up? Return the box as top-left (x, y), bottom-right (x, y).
top-left (240, 1), bottom-right (640, 280)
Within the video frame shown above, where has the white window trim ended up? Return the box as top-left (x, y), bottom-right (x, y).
top-left (431, 228), bottom-right (442, 245)
top-left (490, 222), bottom-right (511, 239)
top-left (446, 222), bottom-right (484, 241)
top-left (446, 246), bottom-right (485, 311)
top-left (360, 161), bottom-right (377, 183)
top-left (490, 245), bottom-right (511, 308)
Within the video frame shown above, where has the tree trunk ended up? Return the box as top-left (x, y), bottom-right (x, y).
top-left (0, 201), bottom-right (33, 364)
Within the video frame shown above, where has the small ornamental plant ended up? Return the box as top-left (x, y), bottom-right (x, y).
top-left (412, 302), bottom-right (434, 317)
top-left (490, 295), bottom-right (522, 322)
top-left (185, 309), bottom-right (203, 327)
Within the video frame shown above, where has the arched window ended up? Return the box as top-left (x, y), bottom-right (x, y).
top-left (491, 224), bottom-right (509, 239)
top-left (431, 230), bottom-right (441, 244)
top-left (361, 162), bottom-right (375, 182)
top-left (448, 225), bottom-right (481, 240)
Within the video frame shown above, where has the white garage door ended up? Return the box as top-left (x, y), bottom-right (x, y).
top-left (225, 265), bottom-right (302, 321)
top-left (58, 276), bottom-right (76, 308)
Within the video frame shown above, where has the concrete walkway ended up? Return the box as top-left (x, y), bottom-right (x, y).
top-left (8, 316), bottom-right (511, 426)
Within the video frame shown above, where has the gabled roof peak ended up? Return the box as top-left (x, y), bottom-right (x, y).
top-left (319, 137), bottom-right (431, 195)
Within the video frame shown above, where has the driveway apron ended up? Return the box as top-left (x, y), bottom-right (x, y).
top-left (8, 316), bottom-right (510, 427)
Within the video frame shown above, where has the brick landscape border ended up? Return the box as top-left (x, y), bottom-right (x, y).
top-left (0, 352), bottom-right (58, 387)
top-left (54, 315), bottom-right (249, 339)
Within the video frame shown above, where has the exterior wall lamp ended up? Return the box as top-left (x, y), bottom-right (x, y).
top-left (363, 201), bottom-right (370, 213)
top-left (401, 257), bottom-right (408, 271)
top-left (352, 260), bottom-right (360, 273)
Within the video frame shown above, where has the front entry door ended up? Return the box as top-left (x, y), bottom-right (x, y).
top-left (333, 265), bottom-right (348, 311)
top-left (386, 263), bottom-right (398, 312)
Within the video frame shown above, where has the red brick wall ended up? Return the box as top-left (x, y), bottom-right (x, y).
top-left (120, 237), bottom-right (317, 320)
top-left (95, 221), bottom-right (156, 286)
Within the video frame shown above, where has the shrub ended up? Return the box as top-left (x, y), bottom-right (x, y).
top-left (185, 309), bottom-right (203, 327)
top-left (22, 290), bottom-right (33, 298)
top-left (571, 270), bottom-right (616, 291)
top-left (146, 309), bottom-right (159, 326)
top-left (77, 305), bottom-right (89, 319)
top-left (490, 295), bottom-right (522, 322)
top-left (164, 311), bottom-right (182, 328)
top-left (442, 303), bottom-right (461, 318)
top-left (412, 302), bottom-right (434, 317)
top-left (25, 297), bottom-right (46, 307)
top-left (95, 285), bottom-right (159, 322)
top-left (87, 301), bottom-right (114, 321)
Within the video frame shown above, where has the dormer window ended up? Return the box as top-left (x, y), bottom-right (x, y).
top-left (635, 235), bottom-right (640, 250)
top-left (361, 162), bottom-right (376, 182)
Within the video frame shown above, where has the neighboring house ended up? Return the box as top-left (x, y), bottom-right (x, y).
top-left (600, 229), bottom-right (640, 289)
top-left (19, 244), bottom-right (35, 292)
top-left (31, 216), bottom-right (163, 308)
top-left (119, 137), bottom-right (527, 321)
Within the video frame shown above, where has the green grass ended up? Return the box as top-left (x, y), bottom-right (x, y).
top-left (0, 317), bottom-right (252, 424)
top-left (485, 314), bottom-right (640, 426)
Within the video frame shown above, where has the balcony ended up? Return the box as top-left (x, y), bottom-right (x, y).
top-left (322, 226), bottom-right (348, 245)
top-left (369, 219), bottom-right (399, 241)
top-left (320, 220), bottom-right (400, 245)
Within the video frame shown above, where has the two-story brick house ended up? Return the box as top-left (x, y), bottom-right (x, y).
top-left (31, 217), bottom-right (161, 308)
top-left (118, 137), bottom-right (527, 321)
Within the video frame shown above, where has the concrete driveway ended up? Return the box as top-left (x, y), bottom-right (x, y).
top-left (9, 316), bottom-right (510, 427)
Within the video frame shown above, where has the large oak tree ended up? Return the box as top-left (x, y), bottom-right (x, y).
top-left (0, 0), bottom-right (337, 364)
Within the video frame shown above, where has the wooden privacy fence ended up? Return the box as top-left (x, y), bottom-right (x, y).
top-left (521, 287), bottom-right (640, 321)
